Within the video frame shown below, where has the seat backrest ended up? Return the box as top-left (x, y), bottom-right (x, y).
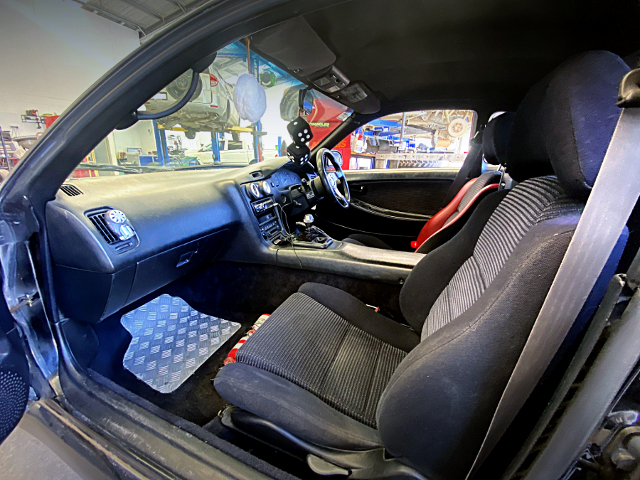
top-left (413, 113), bottom-right (515, 248)
top-left (377, 51), bottom-right (630, 480)
top-left (482, 111), bottom-right (515, 166)
top-left (441, 171), bottom-right (499, 227)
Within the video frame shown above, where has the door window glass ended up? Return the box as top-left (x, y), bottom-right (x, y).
top-left (348, 110), bottom-right (477, 170)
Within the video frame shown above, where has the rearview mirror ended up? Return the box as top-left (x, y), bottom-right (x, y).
top-left (280, 85), bottom-right (316, 122)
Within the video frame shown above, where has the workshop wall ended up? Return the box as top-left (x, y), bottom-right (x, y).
top-left (0, 0), bottom-right (140, 138)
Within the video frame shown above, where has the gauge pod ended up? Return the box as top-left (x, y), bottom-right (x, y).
top-left (248, 182), bottom-right (262, 199)
top-left (261, 181), bottom-right (272, 195)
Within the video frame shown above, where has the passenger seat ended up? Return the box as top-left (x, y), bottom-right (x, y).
top-left (214, 50), bottom-right (630, 480)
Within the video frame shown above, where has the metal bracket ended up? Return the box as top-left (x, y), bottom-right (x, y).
top-left (9, 292), bottom-right (39, 314)
top-left (617, 69), bottom-right (640, 108)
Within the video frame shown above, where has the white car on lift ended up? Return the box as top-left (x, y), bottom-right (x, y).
top-left (185, 138), bottom-right (280, 165)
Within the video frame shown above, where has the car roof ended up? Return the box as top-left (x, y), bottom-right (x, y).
top-left (252, 0), bottom-right (640, 119)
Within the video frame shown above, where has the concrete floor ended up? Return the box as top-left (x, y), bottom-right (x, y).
top-left (0, 421), bottom-right (82, 480)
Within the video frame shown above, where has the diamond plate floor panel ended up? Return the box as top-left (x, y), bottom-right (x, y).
top-left (121, 294), bottom-right (240, 393)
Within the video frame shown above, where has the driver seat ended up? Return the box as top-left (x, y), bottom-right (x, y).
top-left (214, 51), bottom-right (629, 479)
top-left (342, 112), bottom-right (515, 252)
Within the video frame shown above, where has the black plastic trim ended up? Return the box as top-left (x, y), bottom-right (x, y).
top-left (222, 406), bottom-right (426, 479)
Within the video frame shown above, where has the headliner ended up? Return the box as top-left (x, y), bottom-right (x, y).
top-left (260, 0), bottom-right (640, 119)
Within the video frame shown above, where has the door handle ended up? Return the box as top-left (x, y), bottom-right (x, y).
top-left (351, 185), bottom-right (366, 194)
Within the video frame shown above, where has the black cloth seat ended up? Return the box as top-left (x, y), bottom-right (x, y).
top-left (214, 51), bottom-right (630, 479)
top-left (217, 283), bottom-right (418, 449)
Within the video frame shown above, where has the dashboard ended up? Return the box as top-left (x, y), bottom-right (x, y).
top-left (47, 158), bottom-right (313, 324)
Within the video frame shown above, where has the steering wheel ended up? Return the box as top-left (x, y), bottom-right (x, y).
top-left (314, 148), bottom-right (350, 208)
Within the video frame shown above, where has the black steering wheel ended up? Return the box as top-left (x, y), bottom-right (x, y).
top-left (314, 148), bottom-right (350, 208)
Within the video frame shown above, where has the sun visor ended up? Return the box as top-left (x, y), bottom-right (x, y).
top-left (250, 17), bottom-right (336, 77)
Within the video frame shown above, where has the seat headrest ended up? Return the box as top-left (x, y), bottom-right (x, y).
top-left (507, 51), bottom-right (630, 197)
top-left (482, 112), bottom-right (516, 165)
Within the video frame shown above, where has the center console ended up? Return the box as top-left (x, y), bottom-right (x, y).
top-left (250, 196), bottom-right (283, 242)
top-left (244, 180), bottom-right (333, 249)
top-left (241, 179), bottom-right (424, 285)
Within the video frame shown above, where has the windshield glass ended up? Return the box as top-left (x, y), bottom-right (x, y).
top-left (71, 41), bottom-right (352, 178)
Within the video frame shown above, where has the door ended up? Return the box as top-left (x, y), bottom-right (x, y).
top-left (314, 109), bottom-right (477, 250)
top-left (0, 283), bottom-right (30, 444)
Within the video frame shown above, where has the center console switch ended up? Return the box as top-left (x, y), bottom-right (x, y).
top-left (250, 196), bottom-right (283, 241)
top-left (245, 180), bottom-right (286, 242)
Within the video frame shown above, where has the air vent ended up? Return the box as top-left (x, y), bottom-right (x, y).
top-left (250, 171), bottom-right (262, 178)
top-left (86, 208), bottom-right (138, 254)
top-left (60, 184), bottom-right (82, 196)
top-left (87, 210), bottom-right (119, 244)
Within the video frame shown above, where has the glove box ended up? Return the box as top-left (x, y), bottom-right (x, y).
top-left (55, 229), bottom-right (227, 323)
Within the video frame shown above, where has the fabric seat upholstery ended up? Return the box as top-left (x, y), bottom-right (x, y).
top-left (235, 289), bottom-right (409, 428)
top-left (421, 175), bottom-right (582, 337)
top-left (215, 283), bottom-right (418, 449)
top-left (214, 51), bottom-right (630, 479)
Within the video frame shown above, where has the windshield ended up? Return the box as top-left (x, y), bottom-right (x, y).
top-left (71, 41), bottom-right (352, 178)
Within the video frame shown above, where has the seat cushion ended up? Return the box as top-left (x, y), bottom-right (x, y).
top-left (227, 286), bottom-right (415, 428)
top-left (299, 283), bottom-right (419, 352)
top-left (215, 363), bottom-right (383, 450)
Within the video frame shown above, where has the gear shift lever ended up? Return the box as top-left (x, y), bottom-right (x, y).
top-left (303, 214), bottom-right (314, 228)
top-left (291, 215), bottom-right (332, 246)
top-left (296, 214), bottom-right (314, 232)
top-left (294, 212), bottom-right (331, 246)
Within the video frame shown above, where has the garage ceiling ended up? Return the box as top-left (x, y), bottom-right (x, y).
top-left (74, 0), bottom-right (215, 37)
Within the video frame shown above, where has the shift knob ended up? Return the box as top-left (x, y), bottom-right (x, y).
top-left (303, 214), bottom-right (314, 227)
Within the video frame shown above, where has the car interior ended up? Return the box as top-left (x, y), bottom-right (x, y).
top-left (30, 1), bottom-right (640, 479)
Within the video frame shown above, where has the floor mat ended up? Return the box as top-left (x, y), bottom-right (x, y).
top-left (121, 294), bottom-right (240, 393)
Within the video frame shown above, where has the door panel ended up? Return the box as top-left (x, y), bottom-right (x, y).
top-left (346, 169), bottom-right (457, 215)
top-left (314, 168), bottom-right (458, 250)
